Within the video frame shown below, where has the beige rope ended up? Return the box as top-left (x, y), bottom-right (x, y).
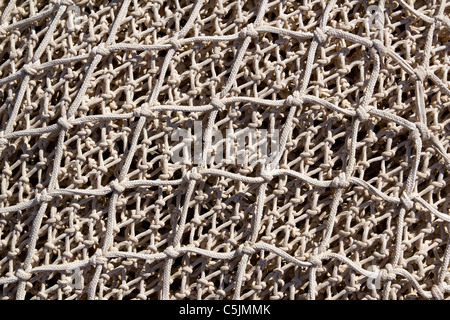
top-left (0, 0), bottom-right (449, 300)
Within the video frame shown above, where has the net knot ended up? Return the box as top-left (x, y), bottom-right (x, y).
top-left (133, 107), bottom-right (143, 117)
top-left (170, 34), bottom-right (182, 50)
top-left (16, 268), bottom-right (32, 281)
top-left (416, 122), bottom-right (431, 141)
top-left (356, 106), bottom-right (370, 122)
top-left (57, 117), bottom-right (73, 130)
top-left (309, 255), bottom-right (322, 267)
top-left (371, 39), bottom-right (387, 56)
top-left (414, 66), bottom-right (427, 82)
top-left (431, 284), bottom-right (445, 300)
top-left (134, 104), bottom-right (154, 117)
top-left (241, 24), bottom-right (259, 38)
top-left (314, 27), bottom-right (328, 43)
top-left (23, 62), bottom-right (40, 76)
top-left (260, 171), bottom-right (273, 183)
top-left (185, 170), bottom-right (202, 181)
top-left (210, 98), bottom-right (226, 111)
top-left (378, 264), bottom-right (396, 281)
top-left (35, 189), bottom-right (53, 203)
top-left (164, 246), bottom-right (180, 259)
top-left (409, 128), bottom-right (421, 140)
top-left (238, 243), bottom-right (256, 255)
top-left (90, 43), bottom-right (110, 57)
top-left (110, 179), bottom-right (125, 193)
top-left (400, 193), bottom-right (414, 210)
top-left (331, 172), bottom-right (349, 189)
top-left (285, 93), bottom-right (303, 106)
top-left (89, 250), bottom-right (107, 265)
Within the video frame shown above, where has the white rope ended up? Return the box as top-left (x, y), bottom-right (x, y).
top-left (0, 0), bottom-right (449, 301)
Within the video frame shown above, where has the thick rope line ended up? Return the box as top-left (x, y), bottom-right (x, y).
top-left (0, 0), bottom-right (449, 301)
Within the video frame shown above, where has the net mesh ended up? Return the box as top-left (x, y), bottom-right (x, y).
top-left (0, 0), bottom-right (450, 300)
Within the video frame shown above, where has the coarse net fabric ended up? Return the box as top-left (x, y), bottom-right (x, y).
top-left (0, 0), bottom-right (449, 300)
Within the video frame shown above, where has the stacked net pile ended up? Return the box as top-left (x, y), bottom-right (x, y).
top-left (0, 0), bottom-right (450, 300)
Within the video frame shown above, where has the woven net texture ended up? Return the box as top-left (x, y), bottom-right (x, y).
top-left (0, 0), bottom-right (450, 300)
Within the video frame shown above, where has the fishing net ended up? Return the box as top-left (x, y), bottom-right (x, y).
top-left (0, 0), bottom-right (449, 300)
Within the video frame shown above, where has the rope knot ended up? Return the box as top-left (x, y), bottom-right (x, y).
top-left (371, 39), bottom-right (387, 56)
top-left (57, 117), bottom-right (74, 130)
top-left (331, 172), bottom-right (349, 189)
top-left (378, 264), bottom-right (396, 281)
top-left (16, 268), bottom-right (32, 281)
top-left (309, 255), bottom-right (322, 267)
top-left (90, 43), bottom-right (110, 57)
top-left (133, 107), bottom-right (142, 117)
top-left (135, 104), bottom-right (154, 117)
top-left (170, 34), bottom-right (182, 50)
top-left (314, 27), bottom-right (328, 44)
top-left (23, 62), bottom-right (40, 76)
top-left (400, 193), bottom-right (414, 210)
top-left (409, 128), bottom-right (421, 141)
top-left (416, 122), bottom-right (431, 141)
top-left (356, 106), bottom-right (370, 122)
top-left (239, 243), bottom-right (256, 255)
top-left (260, 171), bottom-right (273, 183)
top-left (35, 189), bottom-right (53, 203)
top-left (164, 246), bottom-right (180, 259)
top-left (414, 66), bottom-right (427, 82)
top-left (210, 98), bottom-right (226, 111)
top-left (89, 250), bottom-right (107, 265)
top-left (241, 24), bottom-right (259, 38)
top-left (285, 93), bottom-right (303, 106)
top-left (110, 179), bottom-right (125, 193)
top-left (185, 170), bottom-right (202, 181)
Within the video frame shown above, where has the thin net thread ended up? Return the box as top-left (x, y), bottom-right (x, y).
top-left (0, 0), bottom-right (449, 300)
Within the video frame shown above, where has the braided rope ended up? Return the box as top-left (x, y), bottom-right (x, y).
top-left (0, 0), bottom-right (449, 300)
